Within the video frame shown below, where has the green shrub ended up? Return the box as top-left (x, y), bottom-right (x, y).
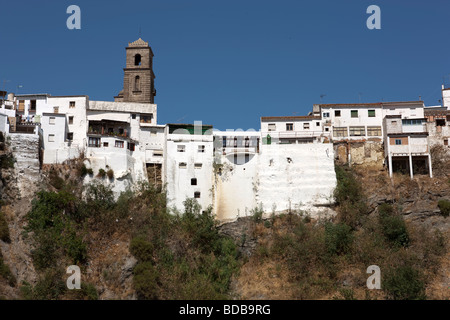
top-left (25, 190), bottom-right (88, 269)
top-left (333, 165), bottom-right (368, 228)
top-left (79, 164), bottom-right (88, 177)
top-left (250, 203), bottom-right (264, 223)
top-left (378, 203), bottom-right (395, 216)
top-left (133, 262), bottom-right (159, 299)
top-left (0, 154), bottom-right (15, 169)
top-left (437, 199), bottom-right (450, 217)
top-left (334, 165), bottom-right (365, 205)
top-left (0, 211), bottom-right (10, 243)
top-left (81, 283), bottom-right (98, 300)
top-left (324, 222), bottom-right (354, 255)
top-left (21, 270), bottom-right (66, 300)
top-left (48, 168), bottom-right (65, 190)
top-left (383, 265), bottom-right (426, 300)
top-left (130, 236), bottom-right (154, 262)
top-left (106, 169), bottom-right (114, 180)
top-left (378, 204), bottom-right (409, 247)
top-left (97, 168), bottom-right (106, 178)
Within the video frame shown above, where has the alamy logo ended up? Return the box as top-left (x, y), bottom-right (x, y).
top-left (366, 265), bottom-right (381, 289)
top-left (366, 5), bottom-right (381, 30)
top-left (66, 265), bottom-right (81, 289)
top-left (66, 5), bottom-right (81, 30)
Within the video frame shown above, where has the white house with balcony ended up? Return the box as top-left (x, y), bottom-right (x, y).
top-left (383, 115), bottom-right (431, 178)
top-left (318, 103), bottom-right (384, 142)
top-left (260, 115), bottom-right (325, 144)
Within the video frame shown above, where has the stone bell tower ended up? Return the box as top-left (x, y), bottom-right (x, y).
top-left (114, 38), bottom-right (156, 103)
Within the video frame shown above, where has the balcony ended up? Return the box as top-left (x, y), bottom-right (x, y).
top-left (88, 120), bottom-right (133, 140)
top-left (9, 122), bottom-right (39, 134)
top-left (222, 146), bottom-right (258, 155)
top-left (140, 116), bottom-right (154, 127)
top-left (87, 130), bottom-right (130, 139)
top-left (262, 130), bottom-right (323, 139)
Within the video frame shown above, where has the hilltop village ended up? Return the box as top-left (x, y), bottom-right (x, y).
top-left (1, 38), bottom-right (449, 221)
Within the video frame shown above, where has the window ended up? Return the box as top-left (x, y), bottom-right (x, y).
top-left (333, 127), bottom-right (347, 137)
top-left (103, 142), bottom-right (109, 147)
top-left (134, 54), bottom-right (141, 66)
top-left (18, 100), bottom-right (25, 112)
top-left (153, 151), bottom-right (163, 157)
top-left (88, 137), bottom-right (100, 147)
top-left (132, 114), bottom-right (136, 120)
top-left (194, 163), bottom-right (202, 169)
top-left (395, 139), bottom-right (402, 145)
top-left (245, 137), bottom-right (250, 147)
top-left (334, 110), bottom-right (341, 117)
top-left (286, 123), bottom-right (293, 131)
top-left (303, 123), bottom-right (310, 130)
top-left (245, 153), bottom-right (249, 163)
top-left (268, 123), bottom-right (276, 131)
top-left (115, 140), bottom-right (124, 148)
top-left (191, 178), bottom-right (197, 186)
top-left (177, 145), bottom-right (185, 152)
top-left (198, 145), bottom-right (205, 153)
top-left (48, 134), bottom-right (55, 142)
top-left (53, 106), bottom-right (59, 113)
top-left (316, 122), bottom-right (320, 126)
top-left (194, 192), bottom-right (201, 199)
top-left (179, 162), bottom-right (187, 169)
top-left (323, 112), bottom-right (330, 118)
top-left (68, 116), bottom-right (74, 125)
top-left (127, 142), bottom-right (135, 151)
top-left (140, 114), bottom-right (153, 123)
top-left (436, 119), bottom-right (446, 127)
top-left (367, 126), bottom-right (382, 136)
top-left (49, 117), bottom-right (55, 125)
top-left (134, 76), bottom-right (140, 91)
top-left (349, 126), bottom-right (366, 136)
top-left (402, 119), bottom-right (424, 126)
top-left (443, 139), bottom-right (448, 146)
top-left (30, 100), bottom-right (36, 111)
top-left (368, 110), bottom-right (376, 117)
top-left (222, 137), bottom-right (227, 148)
top-left (69, 101), bottom-right (76, 108)
top-left (119, 128), bottom-right (124, 135)
top-left (325, 127), bottom-right (330, 132)
top-left (234, 137), bottom-right (238, 147)
top-left (351, 110), bottom-right (358, 118)
top-left (67, 132), bottom-right (73, 141)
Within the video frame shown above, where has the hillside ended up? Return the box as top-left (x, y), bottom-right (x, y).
top-left (0, 146), bottom-right (449, 300)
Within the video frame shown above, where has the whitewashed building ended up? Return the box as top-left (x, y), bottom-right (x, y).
top-left (2, 37), bottom-right (449, 221)
top-left (163, 123), bottom-right (214, 213)
top-left (383, 115), bottom-right (432, 178)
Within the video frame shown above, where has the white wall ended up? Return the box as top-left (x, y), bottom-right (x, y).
top-left (164, 130), bottom-right (214, 213)
top-left (213, 143), bottom-right (336, 221)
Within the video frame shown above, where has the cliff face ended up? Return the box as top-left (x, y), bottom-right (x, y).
top-left (228, 165), bottom-right (450, 300)
top-left (0, 133), bottom-right (41, 298)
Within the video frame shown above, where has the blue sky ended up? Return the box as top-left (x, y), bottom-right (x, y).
top-left (1, 0), bottom-right (449, 130)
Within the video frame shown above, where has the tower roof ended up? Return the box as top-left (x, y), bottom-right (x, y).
top-left (128, 38), bottom-right (149, 47)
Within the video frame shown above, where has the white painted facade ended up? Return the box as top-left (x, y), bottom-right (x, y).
top-left (260, 116), bottom-right (325, 144)
top-left (383, 115), bottom-right (431, 178)
top-left (212, 133), bottom-right (336, 222)
top-left (164, 123), bottom-right (214, 213)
